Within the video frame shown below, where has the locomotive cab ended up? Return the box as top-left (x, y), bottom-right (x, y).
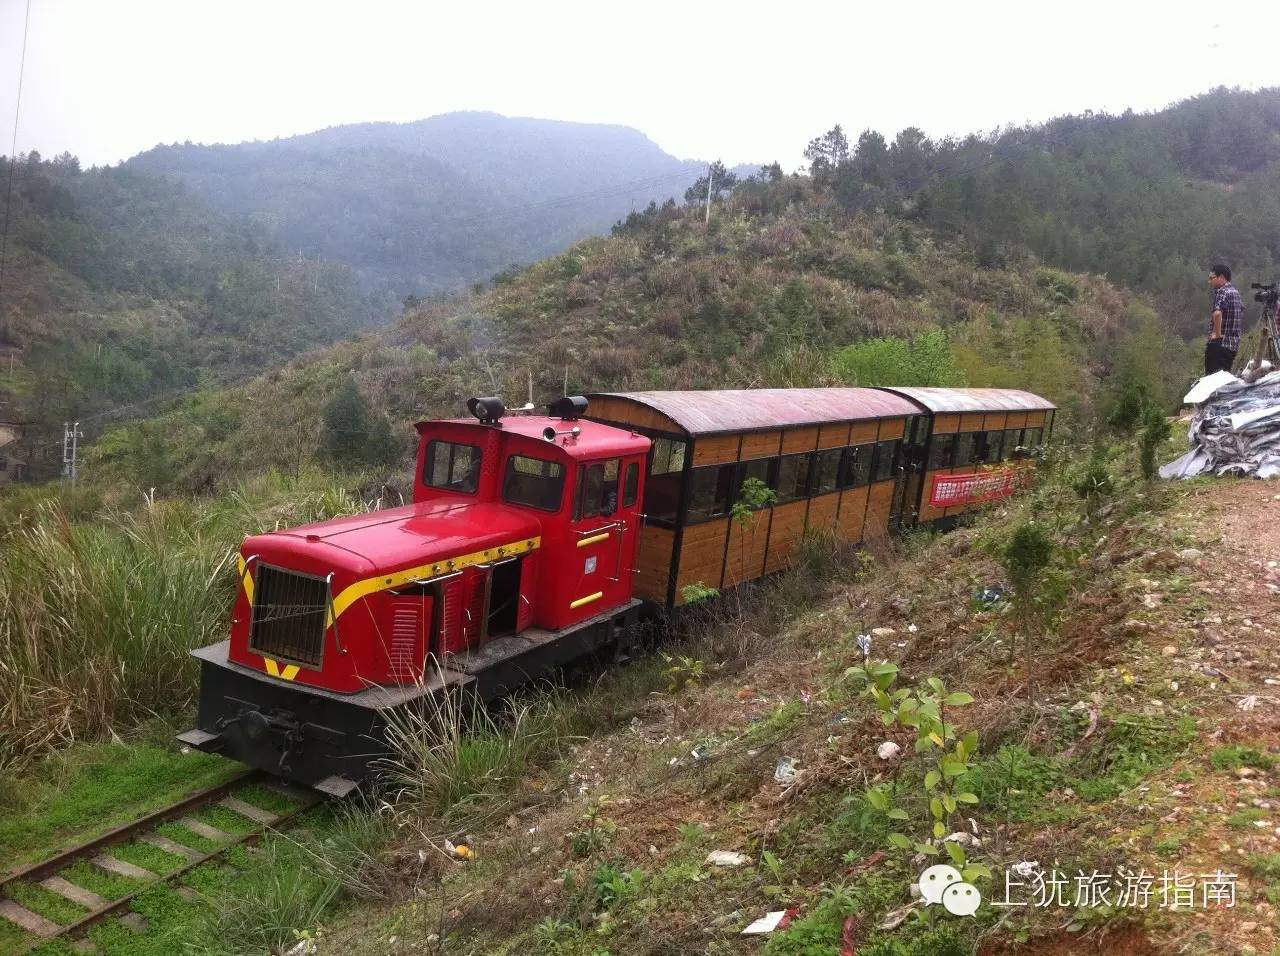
top-left (180, 397), bottom-right (650, 793)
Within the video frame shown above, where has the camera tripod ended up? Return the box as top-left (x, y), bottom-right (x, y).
top-left (1237, 295), bottom-right (1280, 373)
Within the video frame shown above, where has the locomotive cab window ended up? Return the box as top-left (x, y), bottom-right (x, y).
top-left (576, 459), bottom-right (620, 519)
top-left (424, 440), bottom-right (482, 493)
top-left (503, 455), bottom-right (565, 512)
top-left (622, 462), bottom-right (640, 508)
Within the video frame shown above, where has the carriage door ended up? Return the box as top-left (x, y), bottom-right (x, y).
top-left (569, 457), bottom-right (636, 614)
top-left (891, 416), bottom-right (928, 530)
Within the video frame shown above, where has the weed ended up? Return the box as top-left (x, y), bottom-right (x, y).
top-left (591, 862), bottom-right (644, 910)
top-left (1210, 744), bottom-right (1277, 773)
top-left (380, 683), bottom-right (574, 826)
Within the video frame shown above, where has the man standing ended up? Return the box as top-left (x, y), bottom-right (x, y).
top-left (1206, 263), bottom-right (1244, 375)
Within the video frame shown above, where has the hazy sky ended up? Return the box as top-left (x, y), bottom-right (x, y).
top-left (1, 0), bottom-right (1276, 169)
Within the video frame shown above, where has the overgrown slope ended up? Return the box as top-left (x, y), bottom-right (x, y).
top-left (88, 198), bottom-right (1166, 493)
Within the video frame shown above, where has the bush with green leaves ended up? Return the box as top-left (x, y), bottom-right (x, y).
top-left (845, 662), bottom-right (989, 884)
top-left (1137, 404), bottom-right (1173, 480)
top-left (1001, 522), bottom-right (1054, 699)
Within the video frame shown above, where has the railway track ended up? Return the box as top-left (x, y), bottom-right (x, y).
top-left (0, 770), bottom-right (324, 954)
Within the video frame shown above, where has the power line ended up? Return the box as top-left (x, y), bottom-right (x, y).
top-left (0, 0), bottom-right (32, 303)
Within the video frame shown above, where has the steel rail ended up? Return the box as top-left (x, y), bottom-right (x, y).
top-left (12, 792), bottom-right (324, 954)
top-left (0, 769), bottom-right (325, 953)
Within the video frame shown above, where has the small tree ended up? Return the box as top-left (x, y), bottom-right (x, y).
top-left (729, 476), bottom-right (777, 596)
top-left (684, 160), bottom-right (738, 205)
top-left (1137, 404), bottom-right (1172, 481)
top-left (1071, 455), bottom-right (1115, 521)
top-left (320, 377), bottom-right (396, 470)
top-left (803, 125), bottom-right (850, 176)
top-left (1001, 523), bottom-right (1053, 704)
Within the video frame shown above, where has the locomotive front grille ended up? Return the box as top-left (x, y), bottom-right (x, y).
top-left (249, 564), bottom-right (329, 668)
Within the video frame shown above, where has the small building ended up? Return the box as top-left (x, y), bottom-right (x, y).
top-left (0, 420), bottom-right (26, 484)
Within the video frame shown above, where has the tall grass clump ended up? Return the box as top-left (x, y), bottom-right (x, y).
top-left (0, 471), bottom-right (363, 772)
top-left (380, 681), bottom-right (577, 830)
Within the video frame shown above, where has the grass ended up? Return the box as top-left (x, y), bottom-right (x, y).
top-left (0, 735), bottom-right (240, 866)
top-left (379, 683), bottom-right (579, 829)
top-left (0, 472), bottom-right (365, 775)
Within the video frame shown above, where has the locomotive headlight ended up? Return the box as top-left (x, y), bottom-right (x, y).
top-left (467, 396), bottom-right (506, 424)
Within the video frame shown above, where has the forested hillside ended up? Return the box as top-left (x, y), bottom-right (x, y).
top-left (795, 85), bottom-right (1280, 333)
top-left (0, 152), bottom-right (375, 477)
top-left (88, 184), bottom-right (1176, 493)
top-left (127, 112), bottom-right (708, 296)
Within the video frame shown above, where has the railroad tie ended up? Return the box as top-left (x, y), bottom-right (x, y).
top-left (138, 832), bottom-right (204, 863)
top-left (179, 817), bottom-right (234, 842)
top-left (92, 854), bottom-right (156, 880)
top-left (260, 779), bottom-right (316, 804)
top-left (39, 875), bottom-right (109, 910)
top-left (218, 796), bottom-right (279, 826)
top-left (0, 898), bottom-right (62, 937)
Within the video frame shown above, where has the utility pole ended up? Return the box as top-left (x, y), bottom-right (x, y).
top-left (704, 163), bottom-right (715, 225)
top-left (62, 420), bottom-right (82, 484)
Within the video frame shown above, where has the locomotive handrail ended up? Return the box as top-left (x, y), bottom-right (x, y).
top-left (575, 521), bottom-right (622, 536)
top-left (326, 572), bottom-right (346, 656)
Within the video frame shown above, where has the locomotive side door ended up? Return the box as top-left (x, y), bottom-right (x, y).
top-left (568, 456), bottom-right (643, 615)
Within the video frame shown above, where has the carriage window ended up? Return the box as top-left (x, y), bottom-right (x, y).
top-left (971, 431), bottom-right (992, 465)
top-left (1024, 427), bottom-right (1043, 449)
top-left (927, 434), bottom-right (956, 470)
top-left (813, 448), bottom-right (842, 495)
top-left (576, 459), bottom-right (620, 520)
top-left (983, 430), bottom-right (1005, 463)
top-left (1006, 428), bottom-right (1027, 458)
top-left (424, 440), bottom-right (482, 493)
top-left (952, 433), bottom-right (975, 469)
top-left (736, 457), bottom-right (777, 506)
top-left (841, 444), bottom-right (874, 487)
top-left (688, 464), bottom-right (734, 521)
top-left (872, 440), bottom-right (900, 482)
top-left (622, 462), bottom-right (639, 507)
top-left (776, 453), bottom-right (813, 503)
top-left (649, 437), bottom-right (686, 475)
top-left (503, 455), bottom-right (565, 512)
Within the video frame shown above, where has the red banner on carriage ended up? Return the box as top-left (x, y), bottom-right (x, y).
top-left (929, 466), bottom-right (1028, 508)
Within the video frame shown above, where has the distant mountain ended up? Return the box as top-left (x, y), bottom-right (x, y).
top-left (128, 112), bottom-right (709, 297)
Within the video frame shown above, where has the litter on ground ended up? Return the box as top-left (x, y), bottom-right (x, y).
top-left (1162, 370), bottom-right (1280, 479)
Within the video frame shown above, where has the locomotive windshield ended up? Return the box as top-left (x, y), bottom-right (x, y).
top-left (424, 440), bottom-right (482, 493)
top-left (503, 454), bottom-right (565, 511)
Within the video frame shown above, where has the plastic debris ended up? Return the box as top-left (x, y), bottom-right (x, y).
top-left (1162, 370), bottom-right (1280, 479)
top-left (876, 741), bottom-right (902, 760)
top-left (444, 840), bottom-right (475, 861)
top-left (705, 850), bottom-right (751, 867)
top-left (741, 909), bottom-right (796, 935)
top-left (856, 633), bottom-right (872, 659)
top-left (774, 756), bottom-right (799, 784)
top-left (975, 585), bottom-right (1005, 607)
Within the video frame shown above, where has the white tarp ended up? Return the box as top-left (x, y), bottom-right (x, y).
top-left (1162, 371), bottom-right (1280, 479)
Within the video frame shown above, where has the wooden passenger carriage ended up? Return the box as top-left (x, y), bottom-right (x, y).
top-left (587, 387), bottom-right (1054, 607)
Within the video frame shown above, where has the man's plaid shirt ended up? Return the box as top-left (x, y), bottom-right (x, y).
top-left (1212, 282), bottom-right (1245, 351)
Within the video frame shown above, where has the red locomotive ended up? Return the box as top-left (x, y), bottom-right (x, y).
top-left (182, 387), bottom-right (1054, 793)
